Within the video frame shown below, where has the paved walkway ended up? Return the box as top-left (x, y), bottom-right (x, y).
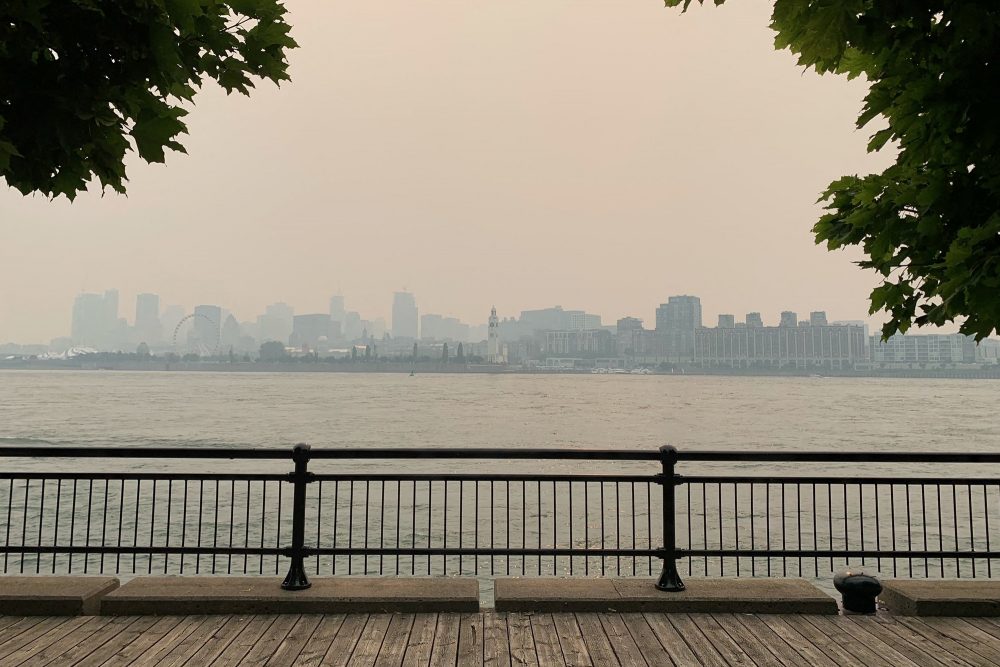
top-left (2, 611), bottom-right (1000, 666)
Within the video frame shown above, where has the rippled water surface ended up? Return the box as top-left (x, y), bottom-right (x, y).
top-left (2, 370), bottom-right (997, 453)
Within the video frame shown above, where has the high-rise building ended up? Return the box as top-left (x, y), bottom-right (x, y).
top-left (654, 295), bottom-right (702, 360)
top-left (221, 315), bottom-right (242, 351)
top-left (70, 293), bottom-right (108, 347)
top-left (329, 295), bottom-right (346, 326)
top-left (392, 291), bottom-right (418, 339)
top-left (291, 314), bottom-right (333, 349)
top-left (343, 311), bottom-right (363, 340)
top-left (257, 302), bottom-right (294, 343)
top-left (746, 312), bottom-right (763, 328)
top-left (779, 311), bottom-right (798, 328)
top-left (655, 296), bottom-right (702, 332)
top-left (616, 317), bottom-right (644, 334)
top-left (809, 311), bottom-right (828, 326)
top-left (718, 314), bottom-right (736, 329)
top-left (134, 293), bottom-right (161, 344)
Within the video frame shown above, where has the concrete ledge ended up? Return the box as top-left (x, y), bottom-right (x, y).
top-left (0, 576), bottom-right (119, 615)
top-left (100, 576), bottom-right (479, 615)
top-left (494, 577), bottom-right (838, 614)
top-left (881, 580), bottom-right (1000, 616)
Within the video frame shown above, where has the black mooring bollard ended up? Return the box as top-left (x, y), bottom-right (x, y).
top-left (834, 570), bottom-right (881, 614)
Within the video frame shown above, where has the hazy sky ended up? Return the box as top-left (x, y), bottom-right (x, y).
top-left (0, 0), bottom-right (901, 343)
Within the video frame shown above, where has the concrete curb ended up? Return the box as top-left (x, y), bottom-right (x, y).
top-left (0, 576), bottom-right (120, 615)
top-left (100, 576), bottom-right (480, 615)
top-left (881, 580), bottom-right (1000, 616)
top-left (494, 577), bottom-right (838, 614)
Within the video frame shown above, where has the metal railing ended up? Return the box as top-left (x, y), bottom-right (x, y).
top-left (1, 445), bottom-right (999, 590)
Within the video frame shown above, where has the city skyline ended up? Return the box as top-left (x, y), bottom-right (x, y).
top-left (1, 0), bottom-right (896, 345)
top-left (9, 285), bottom-right (885, 349)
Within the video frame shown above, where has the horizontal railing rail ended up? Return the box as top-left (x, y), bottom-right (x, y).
top-left (1, 445), bottom-right (998, 589)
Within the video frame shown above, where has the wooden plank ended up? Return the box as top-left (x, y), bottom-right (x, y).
top-left (0, 618), bottom-right (27, 636)
top-left (640, 613), bottom-right (700, 667)
top-left (238, 614), bottom-right (301, 666)
top-left (774, 615), bottom-right (881, 666)
top-left (70, 615), bottom-right (162, 667)
top-left (904, 617), bottom-right (1000, 666)
top-left (619, 613), bottom-right (680, 667)
top-left (0, 616), bottom-right (103, 666)
top-left (935, 618), bottom-right (1000, 660)
top-left (483, 612), bottom-right (511, 667)
top-left (685, 613), bottom-right (755, 666)
top-left (822, 616), bottom-right (926, 667)
top-left (0, 618), bottom-right (43, 647)
top-left (598, 613), bottom-right (648, 667)
top-left (32, 616), bottom-right (138, 667)
top-left (401, 614), bottom-right (437, 667)
top-left (843, 617), bottom-right (956, 667)
top-left (806, 616), bottom-right (917, 667)
top-left (892, 617), bottom-right (988, 667)
top-left (552, 613), bottom-right (592, 667)
top-left (100, 616), bottom-right (193, 667)
top-left (428, 613), bottom-right (460, 667)
top-left (0, 617), bottom-right (76, 662)
top-left (796, 615), bottom-right (899, 667)
top-left (575, 614), bottom-right (619, 667)
top-left (169, 615), bottom-right (253, 667)
top-left (290, 614), bottom-right (346, 667)
top-left (961, 617), bottom-right (1000, 643)
top-left (457, 613), bottom-right (484, 667)
top-left (318, 613), bottom-right (369, 667)
top-left (374, 614), bottom-right (415, 667)
top-left (209, 615), bottom-right (279, 667)
top-left (265, 615), bottom-right (323, 667)
top-left (732, 614), bottom-right (831, 667)
top-left (711, 614), bottom-right (784, 667)
top-left (754, 615), bottom-right (839, 667)
top-left (149, 615), bottom-right (232, 667)
top-left (506, 613), bottom-right (538, 667)
top-left (347, 614), bottom-right (393, 667)
top-left (664, 614), bottom-right (725, 667)
top-left (529, 614), bottom-right (564, 667)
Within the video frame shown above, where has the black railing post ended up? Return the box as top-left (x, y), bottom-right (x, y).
top-left (656, 445), bottom-right (685, 591)
top-left (281, 443), bottom-right (312, 590)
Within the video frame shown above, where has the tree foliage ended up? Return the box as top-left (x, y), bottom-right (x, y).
top-left (0, 0), bottom-right (296, 199)
top-left (668, 0), bottom-right (1000, 339)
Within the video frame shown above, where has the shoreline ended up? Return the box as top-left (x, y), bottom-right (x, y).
top-left (2, 360), bottom-right (999, 380)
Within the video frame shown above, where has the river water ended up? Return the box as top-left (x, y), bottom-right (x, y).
top-left (2, 370), bottom-right (997, 453)
top-left (1, 371), bottom-right (998, 593)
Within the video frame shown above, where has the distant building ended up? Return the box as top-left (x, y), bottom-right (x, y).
top-left (616, 317), bottom-right (643, 335)
top-left (291, 314), bottom-right (333, 349)
top-left (779, 311), bottom-right (798, 328)
top-left (257, 302), bottom-right (294, 344)
top-left (746, 312), bottom-right (763, 328)
top-left (519, 306), bottom-right (601, 333)
top-left (809, 311), bottom-right (828, 326)
top-left (221, 315), bottom-right (242, 350)
top-left (421, 314), bottom-right (470, 342)
top-left (487, 307), bottom-right (504, 363)
top-left (655, 296), bottom-right (702, 332)
top-left (543, 329), bottom-right (614, 356)
top-left (870, 333), bottom-right (977, 366)
top-left (342, 311), bottom-right (363, 340)
top-left (134, 293), bottom-right (161, 344)
top-left (70, 290), bottom-right (122, 349)
top-left (392, 291), bottom-right (418, 339)
top-left (718, 314), bottom-right (735, 329)
top-left (695, 320), bottom-right (867, 369)
top-left (328, 295), bottom-right (346, 324)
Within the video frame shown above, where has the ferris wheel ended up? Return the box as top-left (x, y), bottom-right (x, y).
top-left (171, 313), bottom-right (221, 355)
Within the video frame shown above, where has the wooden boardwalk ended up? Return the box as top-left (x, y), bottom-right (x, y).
top-left (3, 611), bottom-right (1000, 666)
